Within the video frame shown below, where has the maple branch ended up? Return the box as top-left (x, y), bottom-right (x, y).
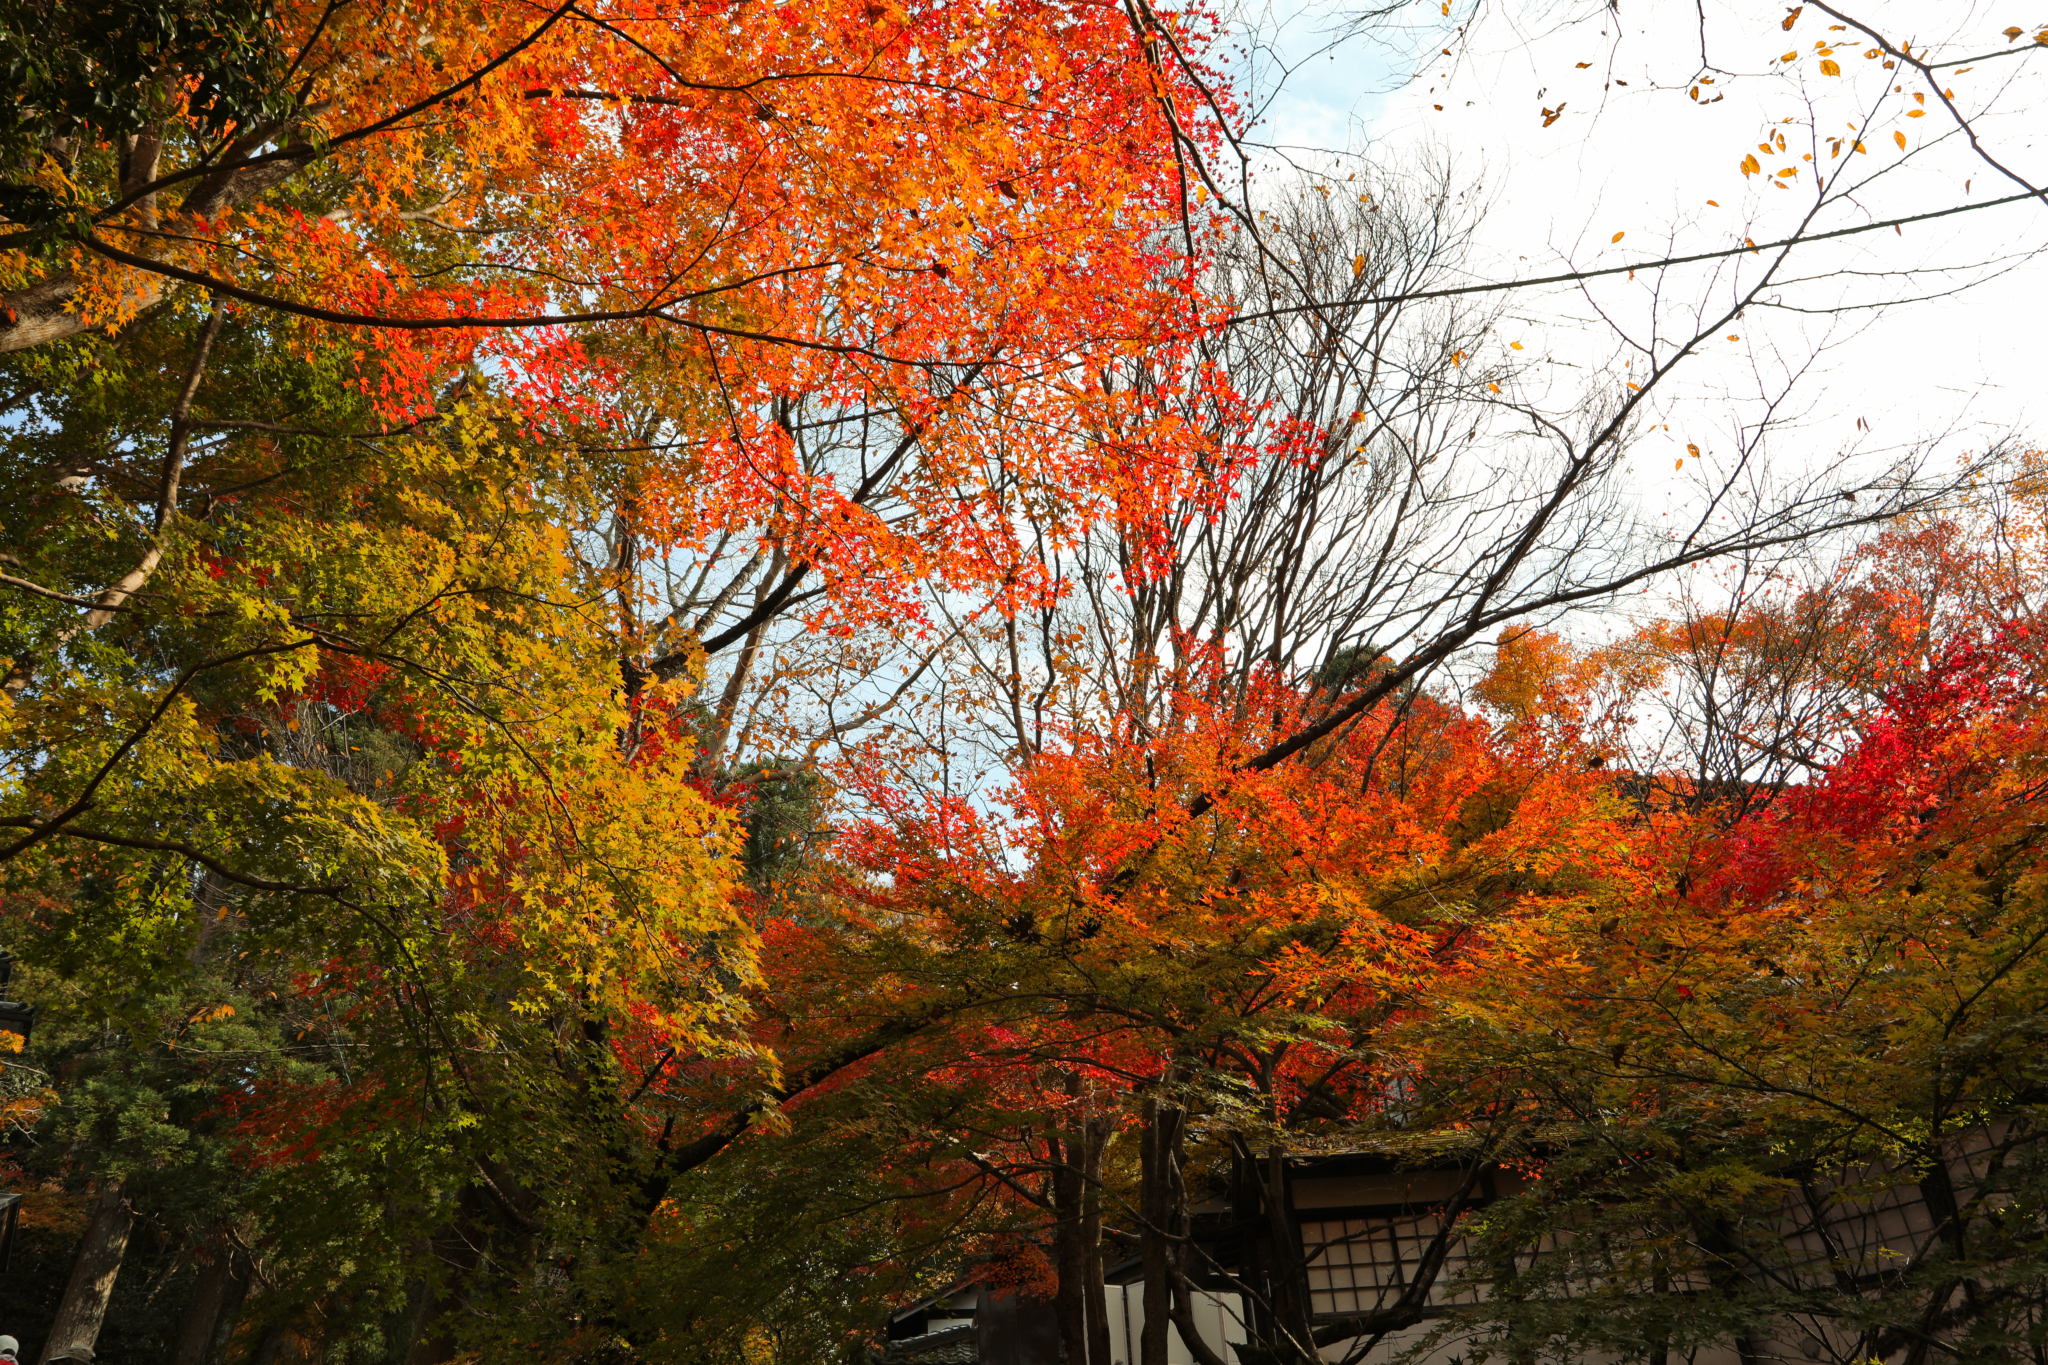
top-left (43, 160), bottom-right (2030, 375)
top-left (0, 92), bottom-right (335, 350)
top-left (14, 0), bottom-right (1035, 276)
top-left (470, 1158), bottom-right (546, 1238)
top-left (1120, 0), bottom-right (1199, 265)
top-left (956, 1148), bottom-right (1058, 1212)
top-left (548, 5), bottom-right (1035, 106)
top-left (299, 585), bottom-right (598, 846)
top-left (698, 563), bottom-right (815, 658)
top-left (679, 547), bottom-right (764, 639)
top-left (0, 823), bottom-right (348, 895)
top-left (649, 372), bottom-right (984, 675)
top-left (73, 233), bottom-right (929, 362)
top-left (1126, 0), bottom-right (1295, 285)
top-left (526, 86), bottom-right (684, 107)
top-left (0, 636), bottom-right (321, 861)
top-left (65, 0), bottom-right (581, 228)
top-left (0, 574), bottom-right (133, 611)
top-left (622, 1049), bottom-right (682, 1111)
top-left (1186, 177), bottom-right (1962, 818)
top-left (155, 307), bottom-right (224, 532)
top-left (636, 995), bottom-right (976, 1217)
top-left (186, 415), bottom-right (445, 440)
top-left (325, 2), bottom-right (582, 154)
top-left (280, 0), bottom-right (346, 88)
top-left (794, 626), bottom-right (960, 763)
top-left (1307, 1149), bottom-right (1496, 1348)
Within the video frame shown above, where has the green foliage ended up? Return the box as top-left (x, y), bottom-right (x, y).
top-left (732, 763), bottom-right (831, 904)
top-left (1313, 643), bottom-right (1392, 695)
top-left (0, 955), bottom-right (363, 1355)
top-left (0, 0), bottom-right (287, 228)
top-left (0, 300), bottom-right (760, 1360)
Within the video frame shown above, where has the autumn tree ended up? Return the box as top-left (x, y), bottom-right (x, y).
top-left (3, 1), bottom-right (2044, 1363)
top-left (0, 319), bottom-right (761, 1352)
top-left (0, 0), bottom-right (1224, 1356)
top-left (567, 155), bottom-right (2013, 1365)
top-left (1411, 612), bottom-right (2048, 1365)
top-left (1600, 498), bottom-right (2043, 824)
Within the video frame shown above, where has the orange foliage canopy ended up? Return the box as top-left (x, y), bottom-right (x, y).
top-left (4, 0), bottom-right (1225, 631)
top-left (785, 640), bottom-right (1628, 1141)
top-left (22, 0), bottom-right (1207, 371)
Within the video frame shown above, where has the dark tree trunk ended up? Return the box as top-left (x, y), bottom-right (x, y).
top-left (402, 1160), bottom-right (543, 1365)
top-left (39, 1179), bottom-right (135, 1365)
top-left (248, 1318), bottom-right (292, 1365)
top-left (170, 1232), bottom-right (239, 1365)
top-left (1138, 1098), bottom-right (1175, 1365)
top-left (1082, 1114), bottom-right (1115, 1365)
top-left (1052, 1085), bottom-right (1116, 1365)
top-left (402, 1187), bottom-right (490, 1365)
top-left (1166, 1269), bottom-right (1231, 1365)
top-left (1697, 1214), bottom-right (1763, 1365)
top-left (1052, 1122), bottom-right (1089, 1365)
top-left (1260, 1144), bottom-right (1316, 1363)
top-left (1158, 1110), bottom-right (1229, 1365)
top-left (206, 1246), bottom-right (255, 1364)
top-left (1228, 1142), bottom-right (1275, 1356)
top-left (1646, 1261), bottom-right (1670, 1365)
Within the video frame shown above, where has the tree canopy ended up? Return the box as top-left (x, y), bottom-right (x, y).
top-left (3, 1), bottom-right (2046, 1363)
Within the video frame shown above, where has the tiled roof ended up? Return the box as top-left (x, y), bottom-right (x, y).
top-left (883, 1324), bottom-right (977, 1365)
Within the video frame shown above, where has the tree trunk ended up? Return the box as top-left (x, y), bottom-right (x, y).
top-left (170, 1234), bottom-right (238, 1365)
top-left (1646, 1261), bottom-right (1670, 1365)
top-left (1159, 1112), bottom-right (1229, 1365)
top-left (1138, 1098), bottom-right (1180, 1365)
top-left (1166, 1268), bottom-right (1231, 1365)
top-left (1052, 1122), bottom-right (1089, 1365)
top-left (206, 1246), bottom-right (255, 1364)
top-left (1228, 1138), bottom-right (1278, 1360)
top-left (1082, 1114), bottom-right (1115, 1365)
top-left (1697, 1213), bottom-right (1762, 1365)
top-left (247, 1318), bottom-right (292, 1365)
top-left (1261, 1144), bottom-right (1316, 1364)
top-left (404, 1178), bottom-right (519, 1365)
top-left (39, 1179), bottom-right (135, 1364)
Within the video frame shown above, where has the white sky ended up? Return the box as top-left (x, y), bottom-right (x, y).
top-left (1222, 0), bottom-right (2048, 556)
